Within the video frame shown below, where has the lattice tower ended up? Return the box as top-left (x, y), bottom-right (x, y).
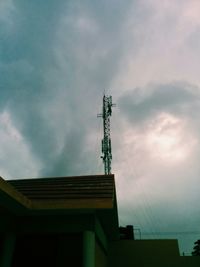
top-left (98, 95), bottom-right (115, 174)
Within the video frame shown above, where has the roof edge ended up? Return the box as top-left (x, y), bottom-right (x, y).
top-left (0, 176), bottom-right (32, 209)
top-left (31, 198), bottom-right (114, 210)
top-left (8, 174), bottom-right (115, 182)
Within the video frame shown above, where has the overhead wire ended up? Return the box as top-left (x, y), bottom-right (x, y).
top-left (95, 93), bottom-right (200, 256)
top-left (110, 106), bottom-right (161, 238)
top-left (97, 94), bottom-right (194, 242)
top-left (110, 95), bottom-right (170, 240)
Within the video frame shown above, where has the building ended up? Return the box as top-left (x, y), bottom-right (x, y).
top-left (108, 239), bottom-right (200, 267)
top-left (0, 174), bottom-right (118, 267)
top-left (0, 174), bottom-right (199, 266)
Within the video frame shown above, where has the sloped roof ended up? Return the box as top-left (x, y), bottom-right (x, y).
top-left (0, 174), bottom-right (119, 240)
top-left (0, 174), bottom-right (116, 210)
top-left (0, 176), bottom-right (31, 212)
top-left (9, 175), bottom-right (114, 200)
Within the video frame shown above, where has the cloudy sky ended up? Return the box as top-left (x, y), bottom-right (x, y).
top-left (1, 0), bottom-right (200, 253)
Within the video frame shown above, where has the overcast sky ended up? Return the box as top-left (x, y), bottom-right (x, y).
top-left (1, 0), bottom-right (200, 254)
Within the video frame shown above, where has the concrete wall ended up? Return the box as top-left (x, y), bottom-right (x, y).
top-left (95, 240), bottom-right (107, 267)
top-left (108, 240), bottom-right (200, 267)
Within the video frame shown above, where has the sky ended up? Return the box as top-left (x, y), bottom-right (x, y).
top-left (1, 0), bottom-right (200, 254)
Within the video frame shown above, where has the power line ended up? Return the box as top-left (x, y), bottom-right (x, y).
top-left (142, 231), bottom-right (200, 236)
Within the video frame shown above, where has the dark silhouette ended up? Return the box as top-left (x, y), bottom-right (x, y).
top-left (192, 240), bottom-right (200, 256)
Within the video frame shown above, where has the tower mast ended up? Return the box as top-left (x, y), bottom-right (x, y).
top-left (98, 95), bottom-right (115, 175)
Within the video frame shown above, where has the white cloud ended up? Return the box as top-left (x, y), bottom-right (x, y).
top-left (112, 0), bottom-right (200, 92)
top-left (0, 111), bottom-right (41, 179)
top-left (0, 0), bottom-right (17, 32)
top-left (145, 112), bottom-right (196, 163)
top-left (113, 81), bottom-right (200, 253)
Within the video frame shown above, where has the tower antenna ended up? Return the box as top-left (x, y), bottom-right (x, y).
top-left (98, 94), bottom-right (115, 175)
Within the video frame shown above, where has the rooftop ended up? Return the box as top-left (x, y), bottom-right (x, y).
top-left (0, 174), bottom-right (119, 239)
top-left (0, 174), bottom-right (116, 211)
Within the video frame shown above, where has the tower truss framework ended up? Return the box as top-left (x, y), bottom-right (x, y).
top-left (98, 95), bottom-right (115, 175)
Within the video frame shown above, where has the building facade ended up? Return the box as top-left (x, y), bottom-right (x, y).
top-left (0, 174), bottom-right (199, 267)
top-left (0, 175), bottom-right (118, 267)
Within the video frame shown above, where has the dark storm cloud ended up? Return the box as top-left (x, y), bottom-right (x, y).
top-left (0, 1), bottom-right (63, 65)
top-left (0, 0), bottom-right (66, 172)
top-left (0, 0), bottom-right (134, 177)
top-left (42, 128), bottom-right (87, 177)
top-left (1, 0), bottom-right (200, 254)
top-left (118, 82), bottom-right (200, 124)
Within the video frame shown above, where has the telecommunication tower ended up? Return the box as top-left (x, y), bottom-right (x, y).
top-left (98, 95), bottom-right (115, 175)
